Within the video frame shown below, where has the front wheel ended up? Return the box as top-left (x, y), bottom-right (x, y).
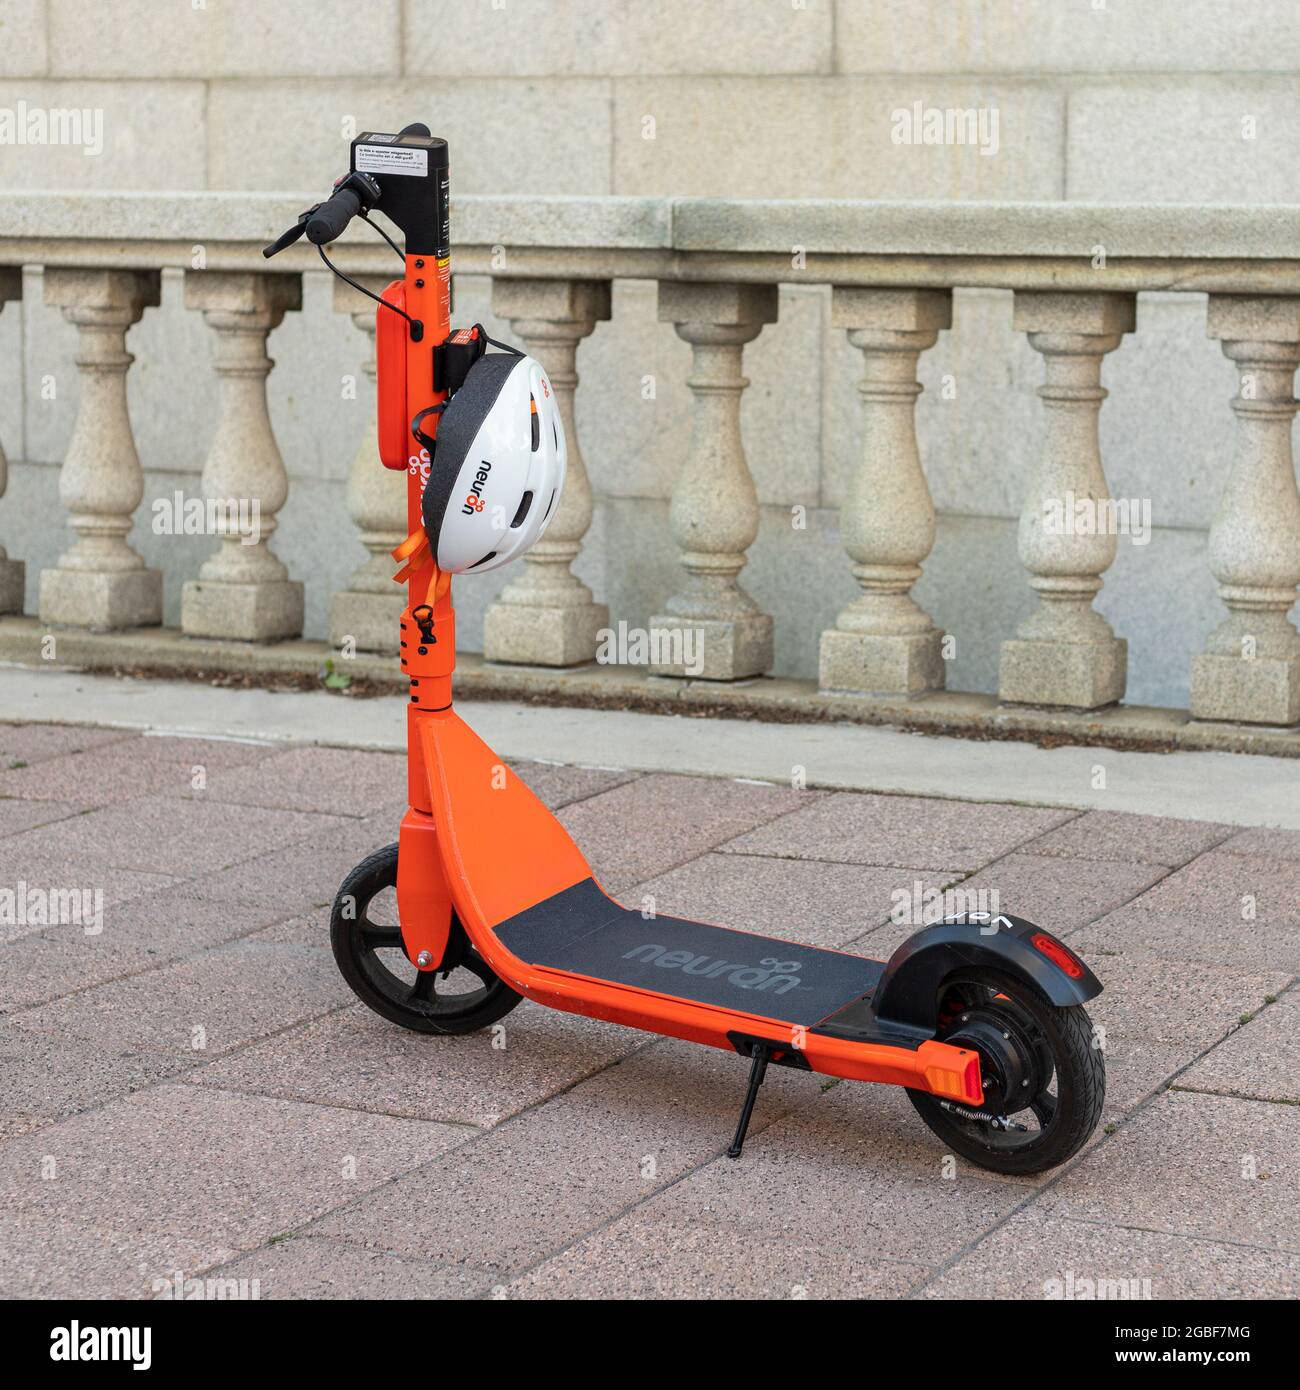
top-left (907, 970), bottom-right (1105, 1175)
top-left (330, 843), bottom-right (522, 1035)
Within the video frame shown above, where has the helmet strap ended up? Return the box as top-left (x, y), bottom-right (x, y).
top-left (410, 402), bottom-right (446, 457)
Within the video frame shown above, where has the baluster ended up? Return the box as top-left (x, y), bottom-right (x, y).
top-left (650, 281), bottom-right (778, 680)
top-left (0, 269), bottom-right (23, 614)
top-left (1192, 296), bottom-right (1300, 725)
top-left (999, 291), bottom-right (1136, 709)
top-left (483, 278), bottom-right (611, 666)
top-left (328, 276), bottom-right (407, 656)
top-left (39, 269), bottom-right (162, 629)
top-left (821, 288), bottom-right (952, 695)
top-left (181, 272), bottom-right (303, 641)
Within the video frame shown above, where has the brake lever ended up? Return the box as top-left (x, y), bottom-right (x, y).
top-left (262, 204), bottom-right (321, 259)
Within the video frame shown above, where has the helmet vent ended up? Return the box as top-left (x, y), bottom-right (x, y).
top-left (542, 488), bottom-right (557, 521)
top-left (467, 550), bottom-right (498, 569)
top-left (530, 398), bottom-right (540, 451)
top-left (509, 490), bottom-right (534, 529)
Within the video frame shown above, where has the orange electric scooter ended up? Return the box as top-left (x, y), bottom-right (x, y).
top-left (267, 128), bottom-right (1106, 1175)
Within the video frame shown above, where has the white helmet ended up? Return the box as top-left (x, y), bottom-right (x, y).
top-left (421, 348), bottom-right (566, 574)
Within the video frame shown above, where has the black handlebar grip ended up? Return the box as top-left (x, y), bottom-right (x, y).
top-left (305, 187), bottom-right (362, 245)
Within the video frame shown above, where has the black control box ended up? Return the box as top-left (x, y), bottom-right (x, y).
top-left (350, 130), bottom-right (449, 257)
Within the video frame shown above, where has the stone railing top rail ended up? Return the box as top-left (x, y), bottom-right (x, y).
top-left (4, 192), bottom-right (1300, 292)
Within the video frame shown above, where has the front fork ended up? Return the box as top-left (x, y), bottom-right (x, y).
top-left (396, 808), bottom-right (451, 970)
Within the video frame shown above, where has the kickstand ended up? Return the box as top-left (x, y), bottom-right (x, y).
top-left (727, 1043), bottom-right (771, 1159)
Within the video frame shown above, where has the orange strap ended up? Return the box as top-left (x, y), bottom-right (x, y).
top-left (391, 528), bottom-right (430, 585)
top-left (390, 531), bottom-right (451, 602)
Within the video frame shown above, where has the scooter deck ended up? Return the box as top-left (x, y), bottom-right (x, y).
top-left (494, 876), bottom-right (884, 1027)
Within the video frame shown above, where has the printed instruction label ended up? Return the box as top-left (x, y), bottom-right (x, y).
top-left (355, 144), bottom-right (428, 177)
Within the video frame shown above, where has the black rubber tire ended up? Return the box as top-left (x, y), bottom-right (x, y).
top-left (330, 843), bottom-right (521, 1036)
top-left (907, 970), bottom-right (1105, 1175)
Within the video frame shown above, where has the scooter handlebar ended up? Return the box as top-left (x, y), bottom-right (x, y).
top-left (305, 187), bottom-right (362, 246)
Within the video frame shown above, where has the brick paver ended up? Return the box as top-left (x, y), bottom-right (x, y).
top-left (190, 1001), bottom-right (646, 1127)
top-left (1, 724), bottom-right (1296, 1299)
top-left (721, 790), bottom-right (1076, 871)
top-left (1177, 995), bottom-right (1300, 1105)
top-left (1038, 1091), bottom-right (1300, 1253)
top-left (919, 1211), bottom-right (1300, 1300)
top-left (631, 852), bottom-right (964, 949)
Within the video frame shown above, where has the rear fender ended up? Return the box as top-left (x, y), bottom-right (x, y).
top-left (872, 914), bottom-right (1102, 1032)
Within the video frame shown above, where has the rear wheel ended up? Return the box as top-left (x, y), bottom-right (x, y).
top-left (330, 843), bottom-right (521, 1035)
top-left (907, 970), bottom-right (1104, 1175)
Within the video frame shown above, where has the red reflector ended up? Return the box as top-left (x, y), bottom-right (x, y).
top-left (1031, 932), bottom-right (1084, 979)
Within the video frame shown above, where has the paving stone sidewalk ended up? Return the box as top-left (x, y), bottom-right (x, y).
top-left (0, 720), bottom-right (1297, 1300)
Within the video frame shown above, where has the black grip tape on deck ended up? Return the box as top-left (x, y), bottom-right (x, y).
top-left (494, 878), bottom-right (883, 1028)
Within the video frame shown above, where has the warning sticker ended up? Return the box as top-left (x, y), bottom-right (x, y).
top-left (355, 144), bottom-right (428, 177)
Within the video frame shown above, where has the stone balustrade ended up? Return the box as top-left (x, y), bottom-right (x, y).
top-left (0, 192), bottom-right (1298, 733)
top-left (40, 268), bottom-right (162, 630)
